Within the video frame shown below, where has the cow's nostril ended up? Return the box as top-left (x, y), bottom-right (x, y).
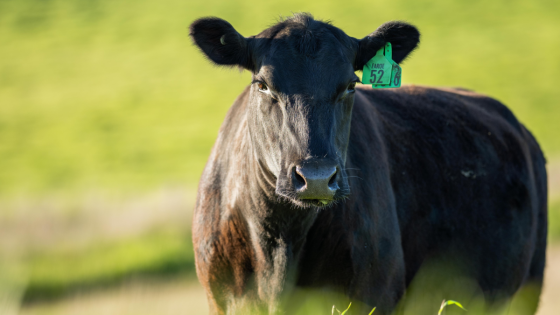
top-left (294, 168), bottom-right (306, 190)
top-left (328, 170), bottom-right (337, 187)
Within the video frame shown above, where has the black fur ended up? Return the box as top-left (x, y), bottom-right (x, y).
top-left (189, 17), bottom-right (253, 70)
top-left (355, 20), bottom-right (420, 69)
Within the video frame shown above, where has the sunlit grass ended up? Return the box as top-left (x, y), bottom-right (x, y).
top-left (438, 300), bottom-right (466, 315)
top-left (0, 0), bottom-right (559, 196)
top-left (22, 229), bottom-right (194, 302)
top-left (332, 299), bottom-right (464, 315)
top-left (332, 302), bottom-right (375, 315)
top-left (549, 201), bottom-right (560, 242)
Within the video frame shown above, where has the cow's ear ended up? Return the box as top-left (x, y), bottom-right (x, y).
top-left (189, 17), bottom-right (253, 70)
top-left (354, 21), bottom-right (420, 71)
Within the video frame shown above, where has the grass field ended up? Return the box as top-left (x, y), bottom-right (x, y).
top-left (15, 246), bottom-right (560, 315)
top-left (1, 0), bottom-right (560, 195)
top-left (1, 0), bottom-right (560, 311)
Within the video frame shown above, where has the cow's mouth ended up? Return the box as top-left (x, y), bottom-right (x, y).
top-left (302, 199), bottom-right (331, 206)
top-left (275, 188), bottom-right (339, 208)
top-left (297, 198), bottom-right (335, 208)
top-left (276, 188), bottom-right (349, 209)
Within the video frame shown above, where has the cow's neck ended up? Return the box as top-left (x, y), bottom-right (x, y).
top-left (232, 138), bottom-right (319, 310)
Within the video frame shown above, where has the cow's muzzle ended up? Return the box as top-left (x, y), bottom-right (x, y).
top-left (291, 159), bottom-right (339, 204)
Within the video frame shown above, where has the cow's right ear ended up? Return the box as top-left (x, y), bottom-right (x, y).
top-left (189, 17), bottom-right (253, 71)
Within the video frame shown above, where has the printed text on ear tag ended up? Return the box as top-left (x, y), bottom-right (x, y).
top-left (361, 42), bottom-right (402, 89)
top-left (389, 62), bottom-right (402, 88)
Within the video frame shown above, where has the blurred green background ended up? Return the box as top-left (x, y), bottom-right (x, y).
top-left (1, 0), bottom-right (559, 314)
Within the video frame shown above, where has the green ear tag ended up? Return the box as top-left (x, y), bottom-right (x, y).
top-left (389, 61), bottom-right (402, 88)
top-left (362, 42), bottom-right (402, 88)
top-left (362, 44), bottom-right (392, 86)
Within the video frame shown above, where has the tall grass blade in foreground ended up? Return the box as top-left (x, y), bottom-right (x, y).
top-left (438, 300), bottom-right (466, 315)
top-left (332, 302), bottom-right (376, 315)
top-left (333, 299), bottom-right (463, 315)
top-left (332, 302), bottom-right (352, 315)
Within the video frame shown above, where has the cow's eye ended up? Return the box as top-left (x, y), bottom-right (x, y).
top-left (347, 82), bottom-right (356, 93)
top-left (255, 81), bottom-right (277, 100)
top-left (258, 82), bottom-right (268, 92)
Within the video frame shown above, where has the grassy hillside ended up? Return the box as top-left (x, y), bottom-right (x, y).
top-left (0, 0), bottom-right (559, 196)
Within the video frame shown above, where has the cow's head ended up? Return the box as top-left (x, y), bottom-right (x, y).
top-left (190, 14), bottom-right (419, 208)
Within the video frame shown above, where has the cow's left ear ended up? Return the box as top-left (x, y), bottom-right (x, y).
top-left (354, 21), bottom-right (420, 71)
top-left (189, 17), bottom-right (253, 70)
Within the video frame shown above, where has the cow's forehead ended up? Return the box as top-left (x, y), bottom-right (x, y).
top-left (259, 54), bottom-right (353, 95)
top-left (251, 17), bottom-right (357, 96)
top-left (260, 22), bottom-right (353, 61)
top-left (257, 35), bottom-right (354, 94)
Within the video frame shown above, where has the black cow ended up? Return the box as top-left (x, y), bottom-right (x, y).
top-left (189, 13), bottom-right (547, 315)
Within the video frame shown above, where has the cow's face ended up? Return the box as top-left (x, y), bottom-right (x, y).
top-left (190, 14), bottom-right (419, 208)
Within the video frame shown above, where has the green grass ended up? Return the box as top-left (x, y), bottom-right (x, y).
top-left (10, 199), bottom-right (558, 305)
top-left (22, 229), bottom-right (194, 302)
top-left (0, 0), bottom-right (559, 196)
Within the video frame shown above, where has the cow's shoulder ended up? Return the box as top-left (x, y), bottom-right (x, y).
top-left (197, 85), bottom-right (251, 188)
top-left (193, 85), bottom-right (252, 264)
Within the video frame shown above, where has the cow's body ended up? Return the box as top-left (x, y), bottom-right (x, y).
top-left (190, 14), bottom-right (547, 315)
top-left (193, 85), bottom-right (547, 314)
